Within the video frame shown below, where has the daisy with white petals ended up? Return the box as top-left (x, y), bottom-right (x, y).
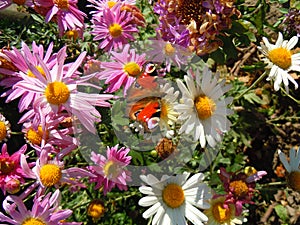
top-left (258, 32), bottom-right (300, 92)
top-left (278, 147), bottom-right (300, 191)
top-left (138, 172), bottom-right (212, 225)
top-left (175, 67), bottom-right (233, 148)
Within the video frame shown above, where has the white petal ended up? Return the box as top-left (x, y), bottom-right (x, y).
top-left (139, 196), bottom-right (159, 207)
top-left (278, 150), bottom-right (291, 172)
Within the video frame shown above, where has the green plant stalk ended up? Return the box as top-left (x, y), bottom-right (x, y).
top-left (230, 71), bottom-right (268, 106)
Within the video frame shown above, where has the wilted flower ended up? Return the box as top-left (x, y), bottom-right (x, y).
top-left (153, 0), bottom-right (240, 55)
top-left (219, 167), bottom-right (267, 216)
top-left (278, 147), bottom-right (300, 192)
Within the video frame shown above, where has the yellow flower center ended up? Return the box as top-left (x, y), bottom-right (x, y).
top-left (109, 23), bottom-right (123, 38)
top-left (123, 62), bottom-right (141, 77)
top-left (194, 95), bottom-right (216, 120)
top-left (212, 202), bottom-right (231, 223)
top-left (104, 160), bottom-right (120, 178)
top-left (54, 0), bottom-right (69, 9)
top-left (12, 0), bottom-right (26, 5)
top-left (87, 200), bottom-right (105, 220)
top-left (45, 81), bottom-right (70, 105)
top-left (0, 158), bottom-right (15, 175)
top-left (39, 164), bottom-right (62, 187)
top-left (160, 100), bottom-right (169, 121)
top-left (162, 183), bottom-right (185, 208)
top-left (0, 121), bottom-right (7, 142)
top-left (22, 217), bottom-right (46, 225)
top-left (26, 126), bottom-right (49, 146)
top-left (164, 43), bottom-right (176, 56)
top-left (65, 30), bottom-right (79, 40)
top-left (287, 171), bottom-right (300, 191)
top-left (229, 180), bottom-right (249, 198)
top-left (27, 66), bottom-right (46, 78)
top-left (107, 1), bottom-right (116, 8)
top-left (268, 47), bottom-right (292, 70)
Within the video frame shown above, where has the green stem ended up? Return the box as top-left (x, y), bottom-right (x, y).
top-left (230, 71), bottom-right (268, 107)
top-left (280, 87), bottom-right (300, 104)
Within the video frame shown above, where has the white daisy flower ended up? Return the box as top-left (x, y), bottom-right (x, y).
top-left (278, 147), bottom-right (300, 191)
top-left (258, 32), bottom-right (300, 92)
top-left (174, 66), bottom-right (233, 148)
top-left (138, 172), bottom-right (212, 225)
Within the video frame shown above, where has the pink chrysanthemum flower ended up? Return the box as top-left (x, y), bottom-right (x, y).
top-left (0, 189), bottom-right (81, 225)
top-left (0, 42), bottom-right (57, 113)
top-left (0, 113), bottom-right (11, 143)
top-left (35, 0), bottom-right (86, 36)
top-left (22, 113), bottom-right (78, 150)
top-left (21, 149), bottom-right (95, 194)
top-left (0, 143), bottom-right (27, 194)
top-left (219, 167), bottom-right (267, 216)
top-left (0, 0), bottom-right (33, 10)
top-left (88, 145), bottom-right (132, 195)
top-left (13, 46), bottom-right (113, 133)
top-left (88, 0), bottom-right (135, 17)
top-left (98, 44), bottom-right (146, 95)
top-left (90, 4), bottom-right (138, 51)
top-left (147, 39), bottom-right (192, 72)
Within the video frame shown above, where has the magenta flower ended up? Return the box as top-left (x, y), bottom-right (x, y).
top-left (88, 145), bottom-right (132, 195)
top-left (90, 4), bottom-right (138, 51)
top-left (0, 0), bottom-right (33, 10)
top-left (97, 44), bottom-right (146, 95)
top-left (35, 0), bottom-right (86, 36)
top-left (219, 167), bottom-right (267, 216)
top-left (0, 143), bottom-right (27, 195)
top-left (0, 189), bottom-right (81, 225)
top-left (13, 46), bottom-right (113, 133)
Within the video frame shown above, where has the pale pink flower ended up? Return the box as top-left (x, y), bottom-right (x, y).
top-left (13, 46), bottom-right (113, 133)
top-left (0, 189), bottom-right (81, 225)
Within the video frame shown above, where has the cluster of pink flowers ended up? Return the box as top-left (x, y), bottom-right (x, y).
top-left (0, 0), bottom-right (86, 37)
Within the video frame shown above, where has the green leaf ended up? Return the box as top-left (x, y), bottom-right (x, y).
top-left (274, 205), bottom-right (289, 222)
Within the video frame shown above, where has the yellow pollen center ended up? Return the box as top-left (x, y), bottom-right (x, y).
top-left (65, 30), bottom-right (79, 40)
top-left (45, 81), bottom-right (70, 105)
top-left (39, 164), bottom-right (62, 187)
top-left (160, 100), bottom-right (169, 121)
top-left (12, 0), bottom-right (26, 5)
top-left (123, 62), bottom-right (141, 77)
top-left (107, 1), bottom-right (116, 8)
top-left (26, 126), bottom-right (48, 146)
top-left (22, 217), bottom-right (46, 225)
top-left (162, 183), bottom-right (185, 208)
top-left (54, 0), bottom-right (69, 9)
top-left (164, 43), bottom-right (176, 56)
top-left (268, 47), bottom-right (292, 70)
top-left (109, 23), bottom-right (123, 38)
top-left (287, 171), bottom-right (300, 191)
top-left (212, 202), bottom-right (231, 223)
top-left (87, 201), bottom-right (105, 220)
top-left (104, 160), bottom-right (120, 178)
top-left (0, 158), bottom-right (15, 175)
top-left (27, 66), bottom-right (46, 78)
top-left (0, 121), bottom-right (7, 141)
top-left (229, 180), bottom-right (249, 198)
top-left (194, 95), bottom-right (216, 120)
